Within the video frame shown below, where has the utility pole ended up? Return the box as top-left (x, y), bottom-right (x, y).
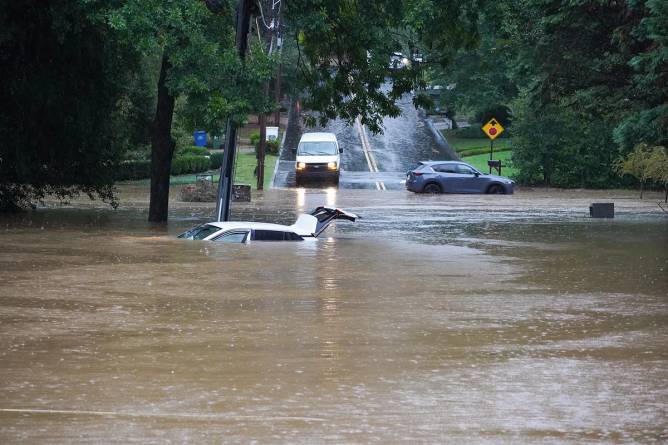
top-left (215, 0), bottom-right (252, 222)
top-left (256, 0), bottom-right (281, 190)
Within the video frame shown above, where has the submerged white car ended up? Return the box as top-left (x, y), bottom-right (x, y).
top-left (177, 207), bottom-right (359, 242)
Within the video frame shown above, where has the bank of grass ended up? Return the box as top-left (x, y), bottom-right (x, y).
top-left (122, 152), bottom-right (277, 190)
top-left (461, 151), bottom-right (517, 177)
top-left (441, 129), bottom-right (515, 177)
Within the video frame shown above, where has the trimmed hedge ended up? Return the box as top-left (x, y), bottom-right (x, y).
top-left (116, 155), bottom-right (211, 181)
top-left (178, 146), bottom-right (210, 156)
top-left (116, 160), bottom-right (151, 181)
top-left (209, 152), bottom-right (225, 169)
top-left (171, 155), bottom-right (210, 175)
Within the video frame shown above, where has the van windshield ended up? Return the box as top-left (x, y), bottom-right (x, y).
top-left (298, 141), bottom-right (337, 156)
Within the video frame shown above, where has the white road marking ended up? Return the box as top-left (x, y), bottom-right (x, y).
top-left (355, 117), bottom-right (385, 190)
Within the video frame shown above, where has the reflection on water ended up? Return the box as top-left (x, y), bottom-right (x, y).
top-left (0, 190), bottom-right (666, 444)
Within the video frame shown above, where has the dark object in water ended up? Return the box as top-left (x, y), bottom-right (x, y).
top-left (590, 203), bottom-right (614, 218)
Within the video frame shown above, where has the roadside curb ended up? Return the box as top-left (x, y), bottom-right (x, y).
top-left (270, 121), bottom-right (288, 188)
top-left (424, 115), bottom-right (459, 160)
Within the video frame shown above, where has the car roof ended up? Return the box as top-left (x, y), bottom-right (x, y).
top-left (420, 160), bottom-right (465, 165)
top-left (299, 132), bottom-right (337, 142)
top-left (205, 221), bottom-right (295, 232)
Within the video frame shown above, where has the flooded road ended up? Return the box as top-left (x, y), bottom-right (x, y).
top-left (1, 189), bottom-right (667, 444)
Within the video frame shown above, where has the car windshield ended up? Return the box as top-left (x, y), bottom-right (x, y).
top-left (177, 224), bottom-right (219, 240)
top-left (298, 141), bottom-right (337, 155)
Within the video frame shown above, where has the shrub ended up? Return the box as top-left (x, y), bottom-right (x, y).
top-left (124, 145), bottom-right (151, 161)
top-left (448, 125), bottom-right (485, 139)
top-left (258, 139), bottom-right (280, 155)
top-left (171, 155), bottom-right (211, 176)
top-left (115, 160), bottom-right (151, 181)
top-left (177, 146), bottom-right (210, 157)
top-left (209, 152), bottom-right (225, 169)
top-left (249, 131), bottom-right (261, 146)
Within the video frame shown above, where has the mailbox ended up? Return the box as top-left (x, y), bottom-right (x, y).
top-left (487, 159), bottom-right (502, 174)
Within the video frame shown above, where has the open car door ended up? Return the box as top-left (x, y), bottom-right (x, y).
top-left (289, 207), bottom-right (359, 237)
top-left (310, 207), bottom-right (359, 237)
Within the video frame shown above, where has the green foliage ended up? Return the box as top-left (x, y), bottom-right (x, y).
top-left (461, 151), bottom-right (517, 178)
top-left (428, 0), bottom-right (667, 189)
top-left (647, 146), bottom-right (668, 185)
top-left (177, 146), bottom-right (211, 157)
top-left (286, 0), bottom-right (483, 133)
top-left (116, 160), bottom-right (153, 181)
top-left (170, 156), bottom-right (211, 176)
top-left (0, 0), bottom-right (142, 210)
top-left (511, 98), bottom-right (619, 188)
top-left (265, 139), bottom-right (281, 155)
top-left (116, 155), bottom-right (211, 181)
top-left (616, 0), bottom-right (668, 151)
top-left (447, 125), bottom-right (485, 139)
top-left (249, 131), bottom-right (261, 147)
top-left (615, 143), bottom-right (667, 198)
top-left (250, 132), bottom-right (280, 155)
top-left (209, 152), bottom-right (225, 170)
top-left (647, 146), bottom-right (668, 202)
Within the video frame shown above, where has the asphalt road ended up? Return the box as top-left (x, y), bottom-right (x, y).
top-left (273, 94), bottom-right (455, 190)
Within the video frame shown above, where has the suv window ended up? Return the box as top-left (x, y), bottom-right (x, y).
top-left (456, 164), bottom-right (476, 174)
top-left (433, 164), bottom-right (457, 173)
top-left (213, 231), bottom-right (249, 243)
top-left (252, 230), bottom-right (303, 241)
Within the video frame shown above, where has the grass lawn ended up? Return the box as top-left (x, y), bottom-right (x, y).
top-left (122, 153), bottom-right (278, 190)
top-left (443, 130), bottom-right (512, 155)
top-left (461, 150), bottom-right (517, 178)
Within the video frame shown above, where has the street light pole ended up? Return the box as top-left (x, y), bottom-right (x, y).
top-left (215, 0), bottom-right (252, 222)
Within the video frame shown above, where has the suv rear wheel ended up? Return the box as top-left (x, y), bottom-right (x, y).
top-left (423, 183), bottom-right (442, 194)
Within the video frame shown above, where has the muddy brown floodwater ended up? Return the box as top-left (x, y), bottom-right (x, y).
top-left (1, 188), bottom-right (667, 444)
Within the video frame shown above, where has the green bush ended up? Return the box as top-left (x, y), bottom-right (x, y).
top-left (116, 160), bottom-right (151, 181)
top-left (124, 145), bottom-right (151, 161)
top-left (177, 146), bottom-right (210, 156)
top-left (259, 139), bottom-right (280, 155)
top-left (249, 131), bottom-right (261, 146)
top-left (209, 152), bottom-right (225, 169)
top-left (171, 155), bottom-right (210, 176)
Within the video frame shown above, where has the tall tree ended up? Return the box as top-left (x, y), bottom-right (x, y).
top-left (109, 0), bottom-right (231, 222)
top-left (0, 0), bottom-right (138, 211)
top-left (110, 0), bottom-right (274, 222)
top-left (284, 0), bottom-right (482, 133)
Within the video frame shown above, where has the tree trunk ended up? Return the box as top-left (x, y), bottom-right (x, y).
top-left (640, 180), bottom-right (644, 199)
top-left (149, 53), bottom-right (176, 223)
top-left (274, 63), bottom-right (282, 126)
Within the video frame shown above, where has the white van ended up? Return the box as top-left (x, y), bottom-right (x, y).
top-left (295, 132), bottom-right (342, 185)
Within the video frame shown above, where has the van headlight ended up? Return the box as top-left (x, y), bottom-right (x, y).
top-left (297, 162), bottom-right (306, 170)
top-left (327, 161), bottom-right (338, 170)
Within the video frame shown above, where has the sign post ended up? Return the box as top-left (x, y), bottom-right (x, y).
top-left (482, 117), bottom-right (505, 174)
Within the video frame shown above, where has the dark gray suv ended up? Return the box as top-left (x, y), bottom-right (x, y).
top-left (406, 161), bottom-right (514, 194)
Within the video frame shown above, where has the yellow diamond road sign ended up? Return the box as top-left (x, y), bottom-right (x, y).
top-left (482, 118), bottom-right (504, 140)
